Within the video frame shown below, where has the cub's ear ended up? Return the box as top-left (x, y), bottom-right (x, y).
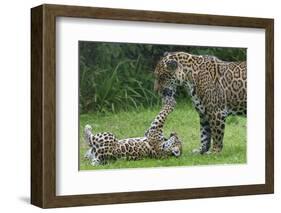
top-left (166, 60), bottom-right (178, 71)
top-left (170, 132), bottom-right (177, 137)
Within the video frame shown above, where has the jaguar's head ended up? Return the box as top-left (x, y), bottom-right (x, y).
top-left (162, 132), bottom-right (183, 157)
top-left (154, 52), bottom-right (189, 97)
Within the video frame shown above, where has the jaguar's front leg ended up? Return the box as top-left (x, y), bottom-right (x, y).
top-left (192, 114), bottom-right (211, 154)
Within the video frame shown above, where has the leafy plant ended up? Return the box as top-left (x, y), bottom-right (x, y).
top-left (79, 42), bottom-right (246, 113)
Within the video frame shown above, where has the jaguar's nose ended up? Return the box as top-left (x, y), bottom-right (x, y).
top-left (162, 88), bottom-right (173, 97)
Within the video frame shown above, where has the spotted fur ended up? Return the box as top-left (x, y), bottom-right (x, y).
top-left (84, 96), bottom-right (182, 166)
top-left (154, 52), bottom-right (246, 154)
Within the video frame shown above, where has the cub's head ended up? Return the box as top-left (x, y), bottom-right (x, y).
top-left (162, 132), bottom-right (183, 157)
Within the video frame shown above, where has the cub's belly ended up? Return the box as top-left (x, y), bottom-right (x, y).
top-left (116, 137), bottom-right (151, 158)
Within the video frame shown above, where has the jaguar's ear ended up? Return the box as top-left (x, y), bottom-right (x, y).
top-left (166, 60), bottom-right (178, 71)
top-left (163, 52), bottom-right (169, 57)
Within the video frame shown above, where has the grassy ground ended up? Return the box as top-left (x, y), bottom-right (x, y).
top-left (79, 102), bottom-right (246, 170)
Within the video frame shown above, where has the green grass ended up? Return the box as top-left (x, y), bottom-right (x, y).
top-left (79, 102), bottom-right (246, 170)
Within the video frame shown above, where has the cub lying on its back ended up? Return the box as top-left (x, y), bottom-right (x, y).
top-left (84, 94), bottom-right (182, 166)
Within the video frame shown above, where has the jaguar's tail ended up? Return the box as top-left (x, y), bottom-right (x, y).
top-left (84, 124), bottom-right (94, 147)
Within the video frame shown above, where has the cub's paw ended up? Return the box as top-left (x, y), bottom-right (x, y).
top-left (91, 159), bottom-right (100, 166)
top-left (84, 124), bottom-right (92, 132)
top-left (84, 148), bottom-right (93, 159)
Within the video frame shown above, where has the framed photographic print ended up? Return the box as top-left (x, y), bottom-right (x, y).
top-left (31, 4), bottom-right (274, 208)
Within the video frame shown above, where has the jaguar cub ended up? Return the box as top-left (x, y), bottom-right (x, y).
top-left (84, 95), bottom-right (182, 166)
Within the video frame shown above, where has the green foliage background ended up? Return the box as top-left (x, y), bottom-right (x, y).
top-left (79, 42), bottom-right (246, 113)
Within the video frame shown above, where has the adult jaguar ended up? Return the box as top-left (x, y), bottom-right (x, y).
top-left (154, 51), bottom-right (246, 154)
top-left (84, 94), bottom-right (182, 165)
